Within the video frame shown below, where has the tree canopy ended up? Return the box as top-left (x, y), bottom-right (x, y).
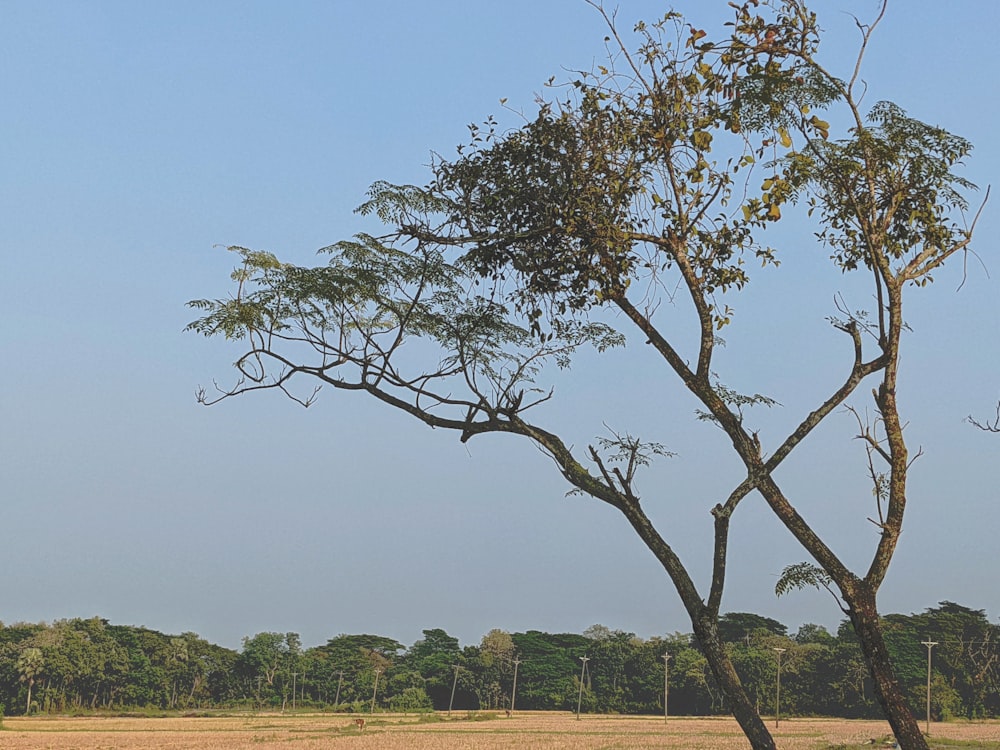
top-left (1, 605), bottom-right (997, 720)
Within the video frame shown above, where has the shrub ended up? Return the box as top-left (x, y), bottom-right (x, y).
top-left (464, 711), bottom-right (497, 722)
top-left (389, 687), bottom-right (432, 713)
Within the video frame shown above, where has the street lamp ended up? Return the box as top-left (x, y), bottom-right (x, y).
top-left (921, 641), bottom-right (938, 735)
top-left (662, 652), bottom-right (671, 722)
top-left (773, 648), bottom-right (786, 728)
top-left (576, 656), bottom-right (590, 720)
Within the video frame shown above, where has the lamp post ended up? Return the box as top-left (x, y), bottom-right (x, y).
top-left (509, 657), bottom-right (522, 716)
top-left (448, 664), bottom-right (460, 717)
top-left (921, 641), bottom-right (938, 735)
top-left (576, 656), bottom-right (590, 720)
top-left (662, 652), bottom-right (671, 722)
top-left (773, 648), bottom-right (786, 728)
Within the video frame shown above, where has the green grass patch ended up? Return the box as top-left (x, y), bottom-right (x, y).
top-left (461, 711), bottom-right (498, 722)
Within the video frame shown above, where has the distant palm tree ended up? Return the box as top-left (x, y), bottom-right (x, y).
top-left (16, 647), bottom-right (44, 715)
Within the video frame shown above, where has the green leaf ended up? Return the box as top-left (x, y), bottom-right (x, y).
top-left (775, 562), bottom-right (832, 598)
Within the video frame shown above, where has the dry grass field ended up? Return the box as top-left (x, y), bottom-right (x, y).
top-left (4, 712), bottom-right (1000, 749)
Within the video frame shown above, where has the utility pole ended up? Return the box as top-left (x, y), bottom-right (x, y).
top-left (576, 656), bottom-right (590, 720)
top-left (921, 641), bottom-right (938, 735)
top-left (370, 668), bottom-right (382, 715)
top-left (256, 676), bottom-right (263, 712)
top-left (509, 657), bottom-right (522, 717)
top-left (291, 672), bottom-right (297, 711)
top-left (773, 648), bottom-right (786, 729)
top-left (662, 652), bottom-right (671, 722)
top-left (334, 671), bottom-right (344, 708)
top-left (448, 664), bottom-right (460, 717)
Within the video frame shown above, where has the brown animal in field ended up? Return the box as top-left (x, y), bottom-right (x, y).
top-left (505, 709), bottom-right (512, 718)
top-left (353, 717), bottom-right (366, 731)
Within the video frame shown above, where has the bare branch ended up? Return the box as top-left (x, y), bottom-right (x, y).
top-left (968, 402), bottom-right (1000, 433)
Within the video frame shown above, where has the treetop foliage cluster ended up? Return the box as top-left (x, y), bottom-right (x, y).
top-left (1, 602), bottom-right (996, 720)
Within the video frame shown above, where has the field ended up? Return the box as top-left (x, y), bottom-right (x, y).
top-left (5, 712), bottom-right (1000, 749)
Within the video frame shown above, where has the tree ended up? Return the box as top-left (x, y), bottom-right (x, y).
top-left (16, 647), bottom-right (43, 715)
top-left (238, 631), bottom-right (301, 708)
top-left (406, 628), bottom-right (463, 709)
top-left (509, 631), bottom-right (589, 711)
top-left (717, 613), bottom-right (788, 645)
top-left (584, 625), bottom-right (634, 712)
top-left (189, 2), bottom-right (981, 748)
top-left (312, 634), bottom-right (403, 708)
top-left (474, 629), bottom-right (515, 710)
top-left (884, 602), bottom-right (1000, 719)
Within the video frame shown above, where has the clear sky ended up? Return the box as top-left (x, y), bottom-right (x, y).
top-left (2, 1), bottom-right (998, 653)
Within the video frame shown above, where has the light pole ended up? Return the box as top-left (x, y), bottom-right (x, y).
top-left (921, 641), bottom-right (938, 735)
top-left (448, 664), bottom-right (460, 717)
top-left (773, 648), bottom-right (786, 728)
top-left (576, 656), bottom-right (590, 720)
top-left (662, 652), bottom-right (671, 722)
top-left (370, 668), bottom-right (382, 714)
top-left (509, 657), bottom-right (522, 716)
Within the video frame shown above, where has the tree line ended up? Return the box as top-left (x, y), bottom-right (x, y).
top-left (1, 602), bottom-right (996, 720)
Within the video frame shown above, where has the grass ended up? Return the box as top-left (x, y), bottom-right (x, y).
top-left (2, 712), bottom-right (999, 749)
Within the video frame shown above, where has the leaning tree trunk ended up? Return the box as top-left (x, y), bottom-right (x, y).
top-left (847, 587), bottom-right (929, 750)
top-left (691, 612), bottom-right (777, 750)
top-left (611, 496), bottom-right (778, 750)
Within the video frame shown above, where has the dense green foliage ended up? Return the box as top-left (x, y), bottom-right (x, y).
top-left (1, 603), bottom-right (996, 718)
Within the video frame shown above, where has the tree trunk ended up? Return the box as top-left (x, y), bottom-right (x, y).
top-left (614, 499), bottom-right (777, 750)
top-left (847, 588), bottom-right (929, 750)
top-left (691, 613), bottom-right (777, 750)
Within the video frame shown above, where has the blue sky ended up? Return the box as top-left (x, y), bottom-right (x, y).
top-left (2, 1), bottom-right (998, 652)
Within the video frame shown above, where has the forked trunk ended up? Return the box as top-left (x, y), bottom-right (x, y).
top-left (614, 498), bottom-right (776, 749)
top-left (691, 613), bottom-right (777, 750)
top-left (847, 588), bottom-right (929, 750)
